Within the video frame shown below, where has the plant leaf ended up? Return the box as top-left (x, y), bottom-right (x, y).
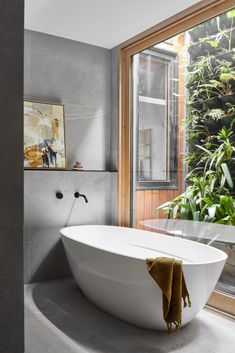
top-left (196, 144), bottom-right (213, 156)
top-left (193, 211), bottom-right (200, 221)
top-left (173, 205), bottom-right (179, 219)
top-left (221, 163), bottom-right (233, 189)
top-left (210, 177), bottom-right (217, 193)
top-left (208, 205), bottom-right (217, 219)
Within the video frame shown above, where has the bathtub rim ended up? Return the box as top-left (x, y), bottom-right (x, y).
top-left (60, 224), bottom-right (228, 266)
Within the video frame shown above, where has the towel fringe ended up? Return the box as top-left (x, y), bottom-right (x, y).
top-left (167, 319), bottom-right (181, 334)
top-left (183, 294), bottom-right (191, 308)
top-left (167, 322), bottom-right (172, 335)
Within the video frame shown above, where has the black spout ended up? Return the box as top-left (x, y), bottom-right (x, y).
top-left (74, 192), bottom-right (88, 203)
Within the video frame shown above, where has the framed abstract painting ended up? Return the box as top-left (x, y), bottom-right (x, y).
top-left (24, 100), bottom-right (66, 169)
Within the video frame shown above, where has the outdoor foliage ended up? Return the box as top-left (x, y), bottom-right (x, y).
top-left (157, 9), bottom-right (235, 225)
top-left (158, 125), bottom-right (235, 224)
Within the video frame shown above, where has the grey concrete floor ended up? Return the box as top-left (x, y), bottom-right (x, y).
top-left (25, 277), bottom-right (235, 353)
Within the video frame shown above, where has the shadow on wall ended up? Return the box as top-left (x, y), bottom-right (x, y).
top-left (31, 278), bottom-right (214, 353)
top-left (24, 170), bottom-right (113, 283)
top-left (30, 239), bottom-right (71, 283)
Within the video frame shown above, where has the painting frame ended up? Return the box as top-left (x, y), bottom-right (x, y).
top-left (24, 99), bottom-right (66, 170)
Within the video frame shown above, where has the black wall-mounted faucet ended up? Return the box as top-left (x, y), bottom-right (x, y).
top-left (74, 192), bottom-right (88, 203)
top-left (56, 192), bottom-right (63, 199)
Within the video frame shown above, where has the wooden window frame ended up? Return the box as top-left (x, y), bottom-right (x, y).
top-left (118, 0), bottom-right (235, 317)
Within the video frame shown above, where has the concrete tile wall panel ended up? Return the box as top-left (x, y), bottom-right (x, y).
top-left (110, 173), bottom-right (118, 225)
top-left (24, 171), bottom-right (111, 228)
top-left (0, 34), bottom-right (23, 100)
top-left (0, 99), bottom-right (23, 227)
top-left (24, 30), bottom-right (111, 170)
top-left (24, 30), bottom-right (118, 283)
top-left (0, 228), bottom-right (24, 353)
top-left (0, 2), bottom-right (24, 352)
top-left (110, 47), bottom-right (119, 171)
top-left (24, 171), bottom-right (112, 282)
top-left (27, 230), bottom-right (71, 283)
top-left (65, 112), bottom-right (110, 170)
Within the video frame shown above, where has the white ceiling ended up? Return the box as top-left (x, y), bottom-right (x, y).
top-left (25, 0), bottom-right (202, 49)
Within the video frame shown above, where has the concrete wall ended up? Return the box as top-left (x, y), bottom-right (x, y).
top-left (24, 30), bottom-right (111, 170)
top-left (110, 47), bottom-right (119, 172)
top-left (110, 47), bottom-right (120, 225)
top-left (0, 1), bottom-right (24, 352)
top-left (24, 30), bottom-right (118, 283)
top-left (24, 171), bottom-right (115, 282)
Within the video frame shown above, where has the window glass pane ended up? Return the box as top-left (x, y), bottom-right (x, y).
top-left (139, 53), bottom-right (166, 99)
top-left (133, 49), bottom-right (178, 187)
top-left (132, 8), bottom-right (235, 299)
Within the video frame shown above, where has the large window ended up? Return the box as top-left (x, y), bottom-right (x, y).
top-left (133, 49), bottom-right (178, 189)
top-left (119, 3), bottom-right (235, 314)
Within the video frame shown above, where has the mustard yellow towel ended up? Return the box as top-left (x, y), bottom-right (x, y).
top-left (146, 257), bottom-right (191, 334)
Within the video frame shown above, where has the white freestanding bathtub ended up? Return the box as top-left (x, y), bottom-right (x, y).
top-left (60, 225), bottom-right (227, 330)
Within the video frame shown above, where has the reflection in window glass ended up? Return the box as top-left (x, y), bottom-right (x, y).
top-left (132, 8), bottom-right (235, 298)
top-left (133, 49), bottom-right (178, 188)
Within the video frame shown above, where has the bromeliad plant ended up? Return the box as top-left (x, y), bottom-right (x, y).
top-left (157, 126), bottom-right (235, 225)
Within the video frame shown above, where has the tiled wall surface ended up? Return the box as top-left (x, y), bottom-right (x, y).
top-left (24, 30), bottom-right (111, 170)
top-left (110, 47), bottom-right (119, 171)
top-left (24, 171), bottom-right (115, 282)
top-left (24, 31), bottom-right (118, 283)
top-left (0, 1), bottom-right (24, 352)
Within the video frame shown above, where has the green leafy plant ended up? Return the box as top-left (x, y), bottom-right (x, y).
top-left (157, 126), bottom-right (235, 225)
top-left (198, 72), bottom-right (235, 97)
top-left (174, 10), bottom-right (235, 226)
top-left (187, 55), bottom-right (216, 86)
top-left (188, 60), bottom-right (235, 104)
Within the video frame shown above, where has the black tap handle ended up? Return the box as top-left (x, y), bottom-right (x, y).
top-left (56, 192), bottom-right (63, 199)
top-left (74, 192), bottom-right (80, 198)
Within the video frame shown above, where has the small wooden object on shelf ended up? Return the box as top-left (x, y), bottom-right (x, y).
top-left (73, 161), bottom-right (84, 170)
